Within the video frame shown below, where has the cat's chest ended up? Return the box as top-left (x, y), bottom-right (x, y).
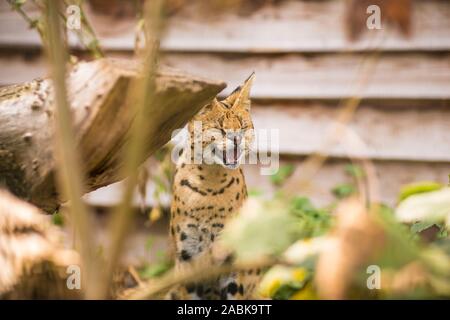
top-left (172, 164), bottom-right (246, 217)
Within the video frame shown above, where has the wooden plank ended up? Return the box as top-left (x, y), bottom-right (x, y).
top-left (0, 51), bottom-right (48, 86)
top-left (2, 51), bottom-right (450, 100)
top-left (162, 52), bottom-right (450, 100)
top-left (251, 103), bottom-right (450, 162)
top-left (84, 159), bottom-right (450, 208)
top-left (0, 0), bottom-right (449, 52)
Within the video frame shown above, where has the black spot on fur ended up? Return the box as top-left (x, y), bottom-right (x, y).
top-left (180, 250), bottom-right (191, 261)
top-left (227, 282), bottom-right (238, 295)
top-left (212, 223), bottom-right (224, 228)
top-left (186, 283), bottom-right (196, 293)
top-left (196, 285), bottom-right (204, 296)
top-left (219, 207), bottom-right (225, 212)
top-left (180, 232), bottom-right (187, 241)
top-left (210, 234), bottom-right (215, 241)
top-left (207, 205), bottom-right (214, 210)
top-left (180, 179), bottom-right (207, 196)
top-left (236, 193), bottom-right (240, 200)
top-left (221, 289), bottom-right (227, 300)
top-left (238, 284), bottom-right (244, 295)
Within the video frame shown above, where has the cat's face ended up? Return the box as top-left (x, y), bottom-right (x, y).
top-left (188, 74), bottom-right (255, 169)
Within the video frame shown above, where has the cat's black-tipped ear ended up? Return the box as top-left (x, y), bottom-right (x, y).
top-left (194, 98), bottom-right (222, 118)
top-left (221, 72), bottom-right (255, 111)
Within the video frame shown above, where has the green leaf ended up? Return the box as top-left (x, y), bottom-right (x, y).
top-left (410, 221), bottom-right (436, 234)
top-left (138, 261), bottom-right (172, 279)
top-left (12, 0), bottom-right (27, 9)
top-left (248, 188), bottom-right (263, 197)
top-left (331, 183), bottom-right (356, 199)
top-left (289, 197), bottom-right (333, 238)
top-left (222, 199), bottom-right (299, 261)
top-left (344, 164), bottom-right (364, 178)
top-left (396, 187), bottom-right (450, 225)
top-left (272, 281), bottom-right (307, 300)
top-left (270, 164), bottom-right (295, 186)
top-left (398, 181), bottom-right (442, 202)
top-left (51, 212), bottom-right (64, 226)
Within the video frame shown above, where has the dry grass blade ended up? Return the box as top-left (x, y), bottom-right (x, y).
top-left (43, 0), bottom-right (100, 299)
top-left (99, 0), bottom-right (165, 298)
top-left (282, 47), bottom-right (382, 202)
top-left (124, 258), bottom-right (274, 300)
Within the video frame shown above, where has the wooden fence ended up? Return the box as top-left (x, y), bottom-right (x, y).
top-left (1, 0), bottom-right (449, 206)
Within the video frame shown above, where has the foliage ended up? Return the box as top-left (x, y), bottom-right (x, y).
top-left (396, 187), bottom-right (450, 227)
top-left (51, 211), bottom-right (64, 226)
top-left (221, 163), bottom-right (450, 299)
top-left (399, 181), bottom-right (443, 202)
top-left (331, 183), bottom-right (356, 199)
top-left (270, 164), bottom-right (295, 186)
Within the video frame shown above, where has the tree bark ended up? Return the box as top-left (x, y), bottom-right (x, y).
top-left (0, 58), bottom-right (225, 212)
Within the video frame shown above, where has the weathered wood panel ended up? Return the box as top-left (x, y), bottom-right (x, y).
top-left (252, 103), bottom-right (450, 162)
top-left (162, 53), bottom-right (450, 99)
top-left (2, 51), bottom-right (450, 100)
top-left (1, 0), bottom-right (449, 52)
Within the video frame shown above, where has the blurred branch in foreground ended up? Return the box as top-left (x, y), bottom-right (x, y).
top-left (0, 190), bottom-right (80, 299)
top-left (43, 0), bottom-right (103, 298)
top-left (101, 0), bottom-right (164, 298)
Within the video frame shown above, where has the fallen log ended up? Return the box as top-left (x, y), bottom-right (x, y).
top-left (0, 58), bottom-right (226, 212)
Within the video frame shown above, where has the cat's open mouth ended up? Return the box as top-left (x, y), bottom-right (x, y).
top-left (222, 144), bottom-right (242, 169)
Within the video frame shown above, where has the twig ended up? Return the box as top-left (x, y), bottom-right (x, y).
top-left (282, 33), bottom-right (385, 204)
top-left (7, 0), bottom-right (45, 38)
top-left (13, 0), bottom-right (104, 59)
top-left (125, 259), bottom-right (275, 300)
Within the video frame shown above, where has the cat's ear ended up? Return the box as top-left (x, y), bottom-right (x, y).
top-left (221, 72), bottom-right (255, 111)
top-left (195, 98), bottom-right (223, 119)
